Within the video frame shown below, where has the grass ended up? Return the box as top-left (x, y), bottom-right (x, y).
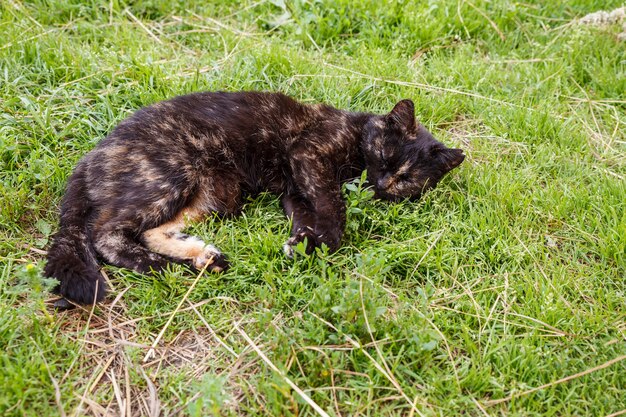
top-left (1, 0), bottom-right (625, 415)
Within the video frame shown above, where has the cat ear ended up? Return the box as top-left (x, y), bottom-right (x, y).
top-left (386, 99), bottom-right (416, 132)
top-left (433, 147), bottom-right (465, 171)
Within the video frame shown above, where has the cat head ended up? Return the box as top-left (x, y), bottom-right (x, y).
top-left (362, 99), bottom-right (465, 201)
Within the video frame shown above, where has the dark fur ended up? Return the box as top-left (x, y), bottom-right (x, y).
top-left (45, 92), bottom-right (464, 305)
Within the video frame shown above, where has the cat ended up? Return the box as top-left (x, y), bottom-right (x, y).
top-left (44, 91), bottom-right (465, 306)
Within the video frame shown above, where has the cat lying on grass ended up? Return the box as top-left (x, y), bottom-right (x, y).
top-left (45, 91), bottom-right (464, 307)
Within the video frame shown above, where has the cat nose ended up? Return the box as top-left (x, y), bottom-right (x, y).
top-left (377, 175), bottom-right (393, 190)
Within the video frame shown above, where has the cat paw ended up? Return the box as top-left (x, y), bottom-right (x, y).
top-left (283, 240), bottom-right (296, 258)
top-left (283, 228), bottom-right (317, 258)
top-left (52, 297), bottom-right (75, 311)
top-left (193, 246), bottom-right (229, 272)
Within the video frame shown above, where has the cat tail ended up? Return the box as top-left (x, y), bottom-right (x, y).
top-left (44, 163), bottom-right (106, 305)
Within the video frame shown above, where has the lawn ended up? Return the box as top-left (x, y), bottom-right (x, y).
top-left (1, 0), bottom-right (625, 416)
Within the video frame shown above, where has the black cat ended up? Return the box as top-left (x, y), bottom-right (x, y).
top-left (44, 92), bottom-right (464, 305)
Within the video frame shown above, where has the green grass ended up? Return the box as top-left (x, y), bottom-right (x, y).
top-left (1, 0), bottom-right (625, 415)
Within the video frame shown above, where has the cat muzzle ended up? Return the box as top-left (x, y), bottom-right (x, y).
top-left (376, 174), bottom-right (394, 191)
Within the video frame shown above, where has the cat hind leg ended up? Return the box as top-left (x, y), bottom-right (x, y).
top-left (142, 209), bottom-right (229, 272)
top-left (92, 221), bottom-right (173, 273)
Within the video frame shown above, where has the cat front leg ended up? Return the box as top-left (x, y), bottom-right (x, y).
top-left (310, 192), bottom-right (346, 252)
top-left (288, 156), bottom-right (347, 255)
top-left (281, 190), bottom-right (346, 256)
top-left (281, 194), bottom-right (318, 257)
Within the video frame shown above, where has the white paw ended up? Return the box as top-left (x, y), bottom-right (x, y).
top-left (283, 239), bottom-right (296, 258)
top-left (283, 231), bottom-right (314, 258)
top-left (193, 245), bottom-right (221, 269)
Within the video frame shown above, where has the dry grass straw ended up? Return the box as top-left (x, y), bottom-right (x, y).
top-left (484, 354), bottom-right (626, 407)
top-left (50, 263), bottom-right (239, 416)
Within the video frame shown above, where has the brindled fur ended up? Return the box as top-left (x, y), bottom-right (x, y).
top-left (45, 92), bottom-right (465, 305)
